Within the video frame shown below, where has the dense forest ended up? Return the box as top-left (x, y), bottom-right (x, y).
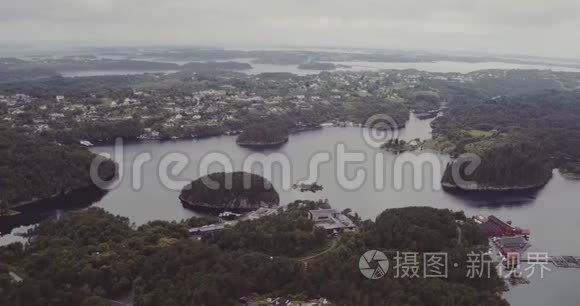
top-left (441, 141), bottom-right (553, 189)
top-left (0, 125), bottom-right (116, 213)
top-left (433, 90), bottom-right (580, 188)
top-left (236, 120), bottom-right (290, 146)
top-left (179, 172), bottom-right (280, 212)
top-left (0, 58), bottom-right (181, 83)
top-left (206, 200), bottom-right (330, 257)
top-left (0, 204), bottom-right (507, 306)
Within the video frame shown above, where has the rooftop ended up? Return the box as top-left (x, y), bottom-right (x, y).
top-left (309, 209), bottom-right (356, 231)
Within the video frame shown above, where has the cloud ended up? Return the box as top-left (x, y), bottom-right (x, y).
top-left (1, 0), bottom-right (579, 58)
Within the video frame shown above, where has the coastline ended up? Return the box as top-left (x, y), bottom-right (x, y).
top-left (0, 184), bottom-right (111, 235)
top-left (1, 171), bottom-right (116, 216)
top-left (441, 181), bottom-right (548, 193)
top-left (179, 194), bottom-right (275, 213)
top-left (236, 136), bottom-right (289, 148)
top-left (558, 169), bottom-right (580, 180)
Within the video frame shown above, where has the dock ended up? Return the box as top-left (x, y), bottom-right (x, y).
top-left (549, 256), bottom-right (580, 268)
top-left (9, 271), bottom-right (23, 282)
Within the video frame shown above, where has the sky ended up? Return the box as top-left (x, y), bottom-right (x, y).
top-left (2, 0), bottom-right (580, 59)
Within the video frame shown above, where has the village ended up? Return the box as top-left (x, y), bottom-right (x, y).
top-left (0, 68), bottom-right (483, 143)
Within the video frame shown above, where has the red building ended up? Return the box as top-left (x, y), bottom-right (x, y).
top-left (474, 215), bottom-right (530, 237)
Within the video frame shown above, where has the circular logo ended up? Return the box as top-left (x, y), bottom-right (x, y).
top-left (359, 250), bottom-right (389, 279)
top-left (362, 114), bottom-right (400, 149)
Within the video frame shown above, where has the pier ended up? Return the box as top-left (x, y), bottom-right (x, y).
top-left (548, 256), bottom-right (580, 268)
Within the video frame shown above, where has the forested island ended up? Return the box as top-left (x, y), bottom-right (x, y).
top-left (180, 61), bottom-right (252, 71)
top-left (179, 172), bottom-right (279, 212)
top-left (0, 125), bottom-right (116, 215)
top-left (0, 204), bottom-right (507, 306)
top-left (0, 57), bottom-right (255, 83)
top-left (381, 138), bottom-right (425, 153)
top-left (297, 62), bottom-right (337, 70)
top-left (236, 121), bottom-right (289, 147)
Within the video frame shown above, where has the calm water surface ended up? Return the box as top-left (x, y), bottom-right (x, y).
top-left (2, 114), bottom-right (580, 305)
top-left (62, 59), bottom-right (580, 77)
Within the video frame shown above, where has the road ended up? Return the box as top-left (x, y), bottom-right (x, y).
top-left (298, 239), bottom-right (339, 262)
top-left (9, 271), bottom-right (23, 282)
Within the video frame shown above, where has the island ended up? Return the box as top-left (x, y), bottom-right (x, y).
top-left (380, 138), bottom-right (425, 153)
top-left (236, 122), bottom-right (289, 147)
top-left (179, 171), bottom-right (280, 212)
top-left (291, 182), bottom-right (323, 193)
top-left (297, 62), bottom-right (337, 70)
top-left (180, 61), bottom-right (252, 71)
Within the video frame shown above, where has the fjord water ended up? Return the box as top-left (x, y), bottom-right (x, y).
top-left (2, 114), bottom-right (580, 305)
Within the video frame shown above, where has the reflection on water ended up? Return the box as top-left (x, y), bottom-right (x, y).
top-left (443, 188), bottom-right (540, 209)
top-left (0, 186), bottom-right (109, 237)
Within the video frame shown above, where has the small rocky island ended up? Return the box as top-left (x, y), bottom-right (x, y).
top-left (381, 138), bottom-right (424, 153)
top-left (236, 122), bottom-right (289, 147)
top-left (179, 172), bottom-right (280, 212)
top-left (292, 182), bottom-right (323, 193)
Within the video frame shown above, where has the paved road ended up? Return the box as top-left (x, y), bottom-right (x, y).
top-left (298, 239), bottom-right (339, 262)
top-left (9, 271), bottom-right (22, 282)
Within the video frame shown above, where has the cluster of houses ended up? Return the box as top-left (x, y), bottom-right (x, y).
top-left (308, 209), bottom-right (356, 235)
top-left (240, 296), bottom-right (333, 306)
top-left (473, 215), bottom-right (531, 260)
top-left (0, 68), bottom-right (474, 141)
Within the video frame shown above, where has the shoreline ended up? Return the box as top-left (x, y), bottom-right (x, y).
top-left (558, 169), bottom-right (580, 180)
top-left (1, 171), bottom-right (116, 216)
top-left (236, 137), bottom-right (289, 148)
top-left (0, 184), bottom-right (111, 235)
top-left (441, 181), bottom-right (548, 193)
top-left (179, 194), bottom-right (276, 214)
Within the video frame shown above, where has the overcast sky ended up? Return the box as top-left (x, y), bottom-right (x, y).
top-left (2, 0), bottom-right (579, 58)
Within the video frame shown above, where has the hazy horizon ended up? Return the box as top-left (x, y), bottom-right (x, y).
top-left (3, 0), bottom-right (580, 60)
